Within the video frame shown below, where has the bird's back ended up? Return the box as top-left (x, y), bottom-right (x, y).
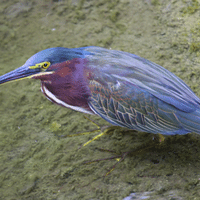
top-left (82, 47), bottom-right (200, 135)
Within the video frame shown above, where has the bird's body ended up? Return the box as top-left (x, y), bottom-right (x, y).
top-left (1, 46), bottom-right (200, 136)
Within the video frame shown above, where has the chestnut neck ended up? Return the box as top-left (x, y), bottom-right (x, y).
top-left (33, 58), bottom-right (93, 112)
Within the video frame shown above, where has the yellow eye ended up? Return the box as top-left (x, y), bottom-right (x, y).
top-left (41, 62), bottom-right (50, 69)
top-left (29, 61), bottom-right (51, 70)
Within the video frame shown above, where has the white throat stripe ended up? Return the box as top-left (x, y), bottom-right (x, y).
top-left (42, 85), bottom-right (93, 115)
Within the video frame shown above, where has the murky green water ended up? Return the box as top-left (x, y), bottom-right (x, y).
top-left (1, 0), bottom-right (200, 199)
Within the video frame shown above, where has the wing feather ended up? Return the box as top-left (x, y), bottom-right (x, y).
top-left (84, 47), bottom-right (200, 112)
top-left (83, 47), bottom-right (200, 135)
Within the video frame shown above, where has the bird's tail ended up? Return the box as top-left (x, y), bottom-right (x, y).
top-left (176, 109), bottom-right (200, 134)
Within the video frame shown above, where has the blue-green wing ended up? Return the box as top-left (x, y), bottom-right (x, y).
top-left (84, 47), bottom-right (200, 135)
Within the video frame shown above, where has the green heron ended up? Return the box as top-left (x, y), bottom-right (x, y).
top-left (1, 46), bottom-right (200, 136)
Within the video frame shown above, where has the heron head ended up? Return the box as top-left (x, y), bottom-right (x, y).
top-left (0, 47), bottom-right (88, 84)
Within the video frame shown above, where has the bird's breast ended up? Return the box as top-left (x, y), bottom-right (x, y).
top-left (41, 83), bottom-right (94, 114)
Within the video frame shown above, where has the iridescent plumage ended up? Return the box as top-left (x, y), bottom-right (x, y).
top-left (84, 47), bottom-right (200, 135)
top-left (1, 46), bottom-right (200, 136)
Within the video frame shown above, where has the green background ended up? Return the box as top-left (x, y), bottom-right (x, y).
top-left (1, 0), bottom-right (200, 199)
